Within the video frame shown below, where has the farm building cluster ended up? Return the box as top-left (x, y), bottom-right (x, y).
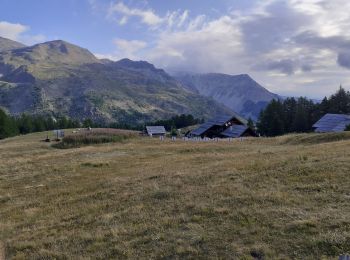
top-left (188, 114), bottom-right (256, 138)
top-left (146, 114), bottom-right (257, 139)
top-left (145, 113), bottom-right (350, 139)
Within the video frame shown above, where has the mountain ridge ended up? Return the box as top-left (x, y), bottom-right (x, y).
top-left (0, 37), bottom-right (232, 123)
top-left (0, 36), bottom-right (279, 123)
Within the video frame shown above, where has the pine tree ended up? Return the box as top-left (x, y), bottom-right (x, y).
top-left (17, 114), bottom-right (34, 134)
top-left (257, 99), bottom-right (285, 136)
top-left (83, 118), bottom-right (93, 128)
top-left (327, 86), bottom-right (350, 114)
top-left (292, 97), bottom-right (314, 132)
top-left (283, 98), bottom-right (297, 132)
top-left (170, 126), bottom-right (178, 136)
top-left (33, 116), bottom-right (46, 132)
top-left (0, 109), bottom-right (18, 139)
top-left (247, 117), bottom-right (255, 130)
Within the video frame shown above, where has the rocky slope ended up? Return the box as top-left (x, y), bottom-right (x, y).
top-left (0, 37), bottom-right (26, 52)
top-left (175, 73), bottom-right (279, 120)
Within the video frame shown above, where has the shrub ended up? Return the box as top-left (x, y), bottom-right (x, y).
top-left (53, 129), bottom-right (138, 149)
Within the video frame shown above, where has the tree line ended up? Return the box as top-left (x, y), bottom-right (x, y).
top-left (3, 86), bottom-right (349, 140)
top-left (257, 86), bottom-right (350, 136)
top-left (0, 112), bottom-right (83, 139)
top-left (0, 111), bottom-right (202, 140)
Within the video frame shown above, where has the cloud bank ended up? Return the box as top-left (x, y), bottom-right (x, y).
top-left (91, 0), bottom-right (350, 97)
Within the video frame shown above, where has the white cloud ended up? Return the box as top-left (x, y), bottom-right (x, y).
top-left (103, 0), bottom-right (350, 97)
top-left (107, 2), bottom-right (193, 31)
top-left (0, 21), bottom-right (28, 41)
top-left (108, 2), bottom-right (162, 26)
top-left (96, 38), bottom-right (147, 61)
top-left (114, 38), bottom-right (147, 58)
top-left (145, 16), bottom-right (244, 73)
top-left (164, 10), bottom-right (189, 29)
top-left (289, 0), bottom-right (350, 37)
top-left (0, 21), bottom-right (46, 45)
top-left (119, 16), bottom-right (128, 25)
top-left (20, 34), bottom-right (46, 46)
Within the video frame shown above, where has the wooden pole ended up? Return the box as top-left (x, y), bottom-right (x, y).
top-left (0, 241), bottom-right (5, 260)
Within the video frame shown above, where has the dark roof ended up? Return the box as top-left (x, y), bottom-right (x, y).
top-left (190, 113), bottom-right (248, 136)
top-left (221, 125), bottom-right (248, 138)
top-left (146, 126), bottom-right (166, 135)
top-left (190, 121), bottom-right (216, 136)
top-left (212, 113), bottom-right (248, 126)
top-left (313, 113), bottom-right (350, 132)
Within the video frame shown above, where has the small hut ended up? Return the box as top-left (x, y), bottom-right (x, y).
top-left (146, 126), bottom-right (166, 137)
top-left (313, 113), bottom-right (350, 132)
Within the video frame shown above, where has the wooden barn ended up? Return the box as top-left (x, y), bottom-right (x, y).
top-left (313, 113), bottom-right (350, 132)
top-left (188, 114), bottom-right (256, 139)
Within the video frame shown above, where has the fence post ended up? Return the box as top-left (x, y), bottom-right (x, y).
top-left (0, 241), bottom-right (5, 260)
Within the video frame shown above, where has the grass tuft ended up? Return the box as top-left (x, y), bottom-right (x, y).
top-left (152, 190), bottom-right (171, 200)
top-left (280, 132), bottom-right (350, 145)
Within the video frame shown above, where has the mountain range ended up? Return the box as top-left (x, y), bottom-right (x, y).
top-left (0, 36), bottom-right (278, 123)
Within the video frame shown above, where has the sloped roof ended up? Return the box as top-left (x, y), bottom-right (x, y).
top-left (190, 113), bottom-right (248, 136)
top-left (190, 121), bottom-right (216, 136)
top-left (213, 113), bottom-right (248, 126)
top-left (313, 113), bottom-right (350, 132)
top-left (146, 126), bottom-right (166, 135)
top-left (221, 125), bottom-right (249, 138)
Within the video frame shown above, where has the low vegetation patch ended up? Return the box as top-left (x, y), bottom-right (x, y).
top-left (81, 162), bottom-right (109, 168)
top-left (280, 132), bottom-right (350, 145)
top-left (53, 128), bottom-right (139, 148)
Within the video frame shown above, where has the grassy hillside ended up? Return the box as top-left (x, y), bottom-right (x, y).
top-left (1, 132), bottom-right (350, 258)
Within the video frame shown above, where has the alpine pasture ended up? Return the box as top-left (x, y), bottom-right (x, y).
top-left (1, 131), bottom-right (350, 259)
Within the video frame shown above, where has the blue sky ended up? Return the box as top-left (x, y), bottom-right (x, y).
top-left (1, 0), bottom-right (350, 98)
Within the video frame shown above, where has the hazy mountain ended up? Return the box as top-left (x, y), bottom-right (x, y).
top-left (0, 38), bottom-right (231, 123)
top-left (175, 73), bottom-right (279, 120)
top-left (0, 37), bottom-right (26, 52)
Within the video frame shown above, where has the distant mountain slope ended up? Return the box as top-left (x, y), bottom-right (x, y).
top-left (175, 73), bottom-right (279, 120)
top-left (0, 38), bottom-right (231, 123)
top-left (0, 37), bottom-right (26, 52)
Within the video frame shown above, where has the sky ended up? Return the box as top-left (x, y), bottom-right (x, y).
top-left (1, 0), bottom-right (350, 98)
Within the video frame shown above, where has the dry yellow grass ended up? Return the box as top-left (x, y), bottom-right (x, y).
top-left (1, 131), bottom-right (350, 259)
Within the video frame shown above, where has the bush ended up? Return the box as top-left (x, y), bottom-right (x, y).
top-left (53, 129), bottom-right (138, 149)
top-left (170, 127), bottom-right (178, 137)
top-left (345, 124), bottom-right (350, 131)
